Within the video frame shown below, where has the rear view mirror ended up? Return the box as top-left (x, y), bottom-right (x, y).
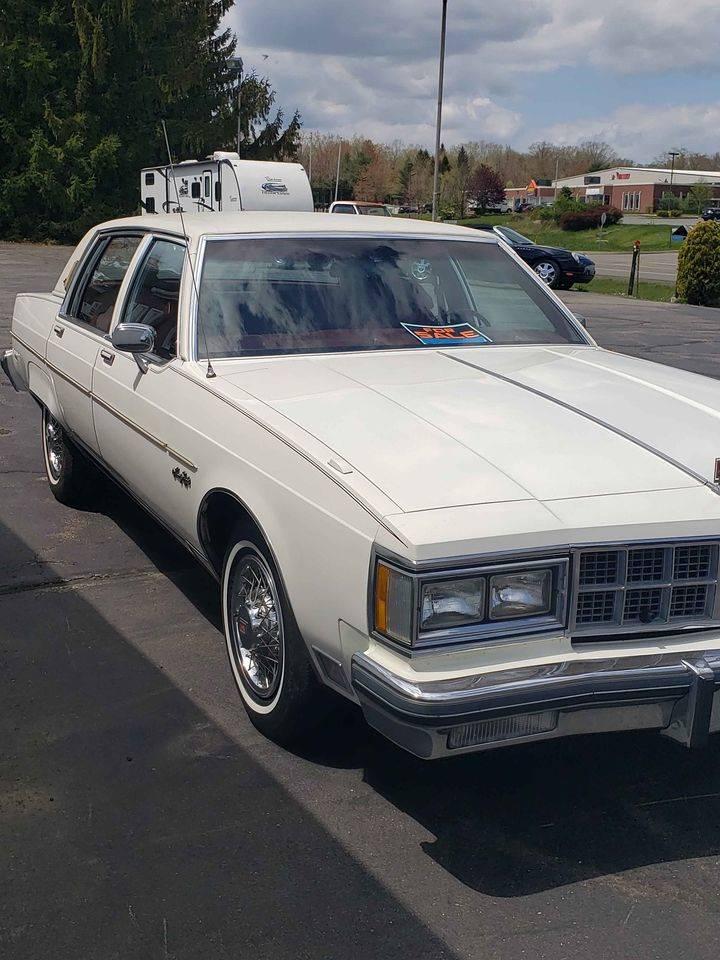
top-left (111, 323), bottom-right (155, 373)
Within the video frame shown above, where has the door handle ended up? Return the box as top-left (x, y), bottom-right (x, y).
top-left (53, 325), bottom-right (64, 338)
top-left (100, 349), bottom-right (115, 366)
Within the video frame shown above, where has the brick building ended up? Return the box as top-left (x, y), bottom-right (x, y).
top-left (506, 166), bottom-right (720, 213)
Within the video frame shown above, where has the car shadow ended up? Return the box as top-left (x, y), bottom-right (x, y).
top-left (0, 511), bottom-right (459, 960)
top-left (360, 728), bottom-right (720, 897)
top-left (72, 479), bottom-right (720, 899)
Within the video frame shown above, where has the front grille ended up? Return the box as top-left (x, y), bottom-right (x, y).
top-left (571, 541), bottom-right (719, 636)
top-left (576, 590), bottom-right (616, 624)
top-left (626, 548), bottom-right (665, 583)
top-left (623, 588), bottom-right (663, 623)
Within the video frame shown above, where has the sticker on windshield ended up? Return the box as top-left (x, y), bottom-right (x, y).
top-left (401, 322), bottom-right (492, 346)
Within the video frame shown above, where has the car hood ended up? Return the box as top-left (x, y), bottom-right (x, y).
top-left (212, 345), bottom-right (720, 516)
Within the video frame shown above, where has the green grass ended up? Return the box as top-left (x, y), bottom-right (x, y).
top-left (456, 216), bottom-right (678, 252)
top-left (574, 277), bottom-right (675, 302)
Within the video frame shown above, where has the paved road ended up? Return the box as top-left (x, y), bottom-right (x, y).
top-left (3, 243), bottom-right (720, 960)
top-left (590, 250), bottom-right (679, 283)
top-left (621, 214), bottom-right (698, 228)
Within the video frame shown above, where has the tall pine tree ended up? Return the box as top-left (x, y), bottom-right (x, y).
top-left (0, 0), bottom-right (301, 241)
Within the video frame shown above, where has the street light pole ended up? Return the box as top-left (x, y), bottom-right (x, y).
top-left (431, 0), bottom-right (448, 222)
top-left (668, 150), bottom-right (679, 193)
top-left (228, 57), bottom-right (243, 155)
top-left (334, 139), bottom-right (342, 202)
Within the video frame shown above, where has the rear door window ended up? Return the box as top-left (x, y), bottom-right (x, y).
top-left (70, 236), bottom-right (142, 333)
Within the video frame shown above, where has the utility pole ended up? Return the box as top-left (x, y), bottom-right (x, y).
top-left (228, 57), bottom-right (243, 155)
top-left (308, 132), bottom-right (314, 210)
top-left (431, 0), bottom-right (448, 222)
top-left (334, 139), bottom-right (342, 202)
top-left (554, 156), bottom-right (560, 201)
top-left (668, 150), bottom-right (680, 193)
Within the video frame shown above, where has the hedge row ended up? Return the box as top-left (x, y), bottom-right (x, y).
top-left (559, 205), bottom-right (623, 231)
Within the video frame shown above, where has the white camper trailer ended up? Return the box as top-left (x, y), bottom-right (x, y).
top-left (140, 152), bottom-right (314, 214)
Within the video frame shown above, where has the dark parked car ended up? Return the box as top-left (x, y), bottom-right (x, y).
top-left (702, 207), bottom-right (720, 221)
top-left (471, 224), bottom-right (595, 289)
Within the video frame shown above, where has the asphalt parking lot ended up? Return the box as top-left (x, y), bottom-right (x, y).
top-left (3, 243), bottom-right (720, 960)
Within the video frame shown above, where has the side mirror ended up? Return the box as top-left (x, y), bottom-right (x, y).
top-left (111, 323), bottom-right (155, 373)
top-left (574, 314), bottom-right (587, 329)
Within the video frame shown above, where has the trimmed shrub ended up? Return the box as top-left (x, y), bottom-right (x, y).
top-left (676, 220), bottom-right (720, 306)
top-left (559, 204), bottom-right (622, 231)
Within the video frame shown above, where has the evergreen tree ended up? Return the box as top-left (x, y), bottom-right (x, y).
top-left (0, 0), bottom-right (301, 241)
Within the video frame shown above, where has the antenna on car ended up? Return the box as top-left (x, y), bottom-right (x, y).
top-left (161, 120), bottom-right (216, 379)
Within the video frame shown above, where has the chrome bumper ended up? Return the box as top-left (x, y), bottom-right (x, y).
top-left (1, 348), bottom-right (27, 392)
top-left (351, 649), bottom-right (720, 759)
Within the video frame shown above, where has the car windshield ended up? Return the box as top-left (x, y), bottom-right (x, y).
top-left (197, 236), bottom-right (585, 358)
top-left (496, 226), bottom-right (533, 245)
top-left (357, 205), bottom-right (390, 216)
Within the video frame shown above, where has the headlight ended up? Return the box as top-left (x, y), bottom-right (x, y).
top-left (488, 570), bottom-right (552, 620)
top-left (373, 558), bottom-right (565, 647)
top-left (571, 252), bottom-right (582, 263)
top-left (420, 577), bottom-right (485, 631)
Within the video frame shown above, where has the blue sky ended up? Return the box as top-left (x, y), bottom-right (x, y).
top-left (226, 0), bottom-right (720, 160)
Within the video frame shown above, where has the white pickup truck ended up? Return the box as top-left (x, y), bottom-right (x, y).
top-left (5, 210), bottom-right (720, 758)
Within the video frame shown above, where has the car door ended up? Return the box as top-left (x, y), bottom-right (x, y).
top-left (92, 235), bottom-right (197, 535)
top-left (48, 233), bottom-right (143, 453)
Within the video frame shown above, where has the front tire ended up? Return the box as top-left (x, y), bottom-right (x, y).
top-left (41, 407), bottom-right (97, 506)
top-left (222, 535), bottom-right (327, 745)
top-left (534, 259), bottom-right (561, 288)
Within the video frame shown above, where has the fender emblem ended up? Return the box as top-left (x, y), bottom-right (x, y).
top-left (172, 466), bottom-right (192, 489)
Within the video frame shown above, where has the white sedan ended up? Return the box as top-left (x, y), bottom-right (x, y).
top-left (4, 211), bottom-right (720, 759)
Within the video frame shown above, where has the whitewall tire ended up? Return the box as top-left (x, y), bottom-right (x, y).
top-left (221, 534), bottom-right (329, 744)
top-left (41, 407), bottom-right (97, 506)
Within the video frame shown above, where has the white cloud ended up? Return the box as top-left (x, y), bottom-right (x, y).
top-left (547, 103), bottom-right (720, 160)
top-left (224, 0), bottom-right (720, 152)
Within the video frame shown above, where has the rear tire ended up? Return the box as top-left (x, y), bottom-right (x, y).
top-left (41, 407), bottom-right (98, 507)
top-left (222, 533), bottom-right (329, 746)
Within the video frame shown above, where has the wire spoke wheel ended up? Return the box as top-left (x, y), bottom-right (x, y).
top-left (228, 554), bottom-right (284, 700)
top-left (44, 412), bottom-right (65, 481)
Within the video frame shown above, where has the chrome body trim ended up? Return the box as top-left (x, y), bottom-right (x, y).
top-left (189, 230), bottom-right (592, 363)
top-left (172, 363), bottom-right (405, 543)
top-left (368, 546), bottom-right (569, 652)
top-left (61, 425), bottom-right (214, 578)
top-left (91, 391), bottom-right (197, 471)
top-left (11, 332), bottom-right (44, 363)
top-left (45, 357), bottom-right (91, 397)
top-left (443, 351), bottom-right (720, 494)
top-left (1, 348), bottom-right (27, 392)
top-left (368, 537), bottom-right (720, 655)
top-left (351, 647), bottom-right (720, 758)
